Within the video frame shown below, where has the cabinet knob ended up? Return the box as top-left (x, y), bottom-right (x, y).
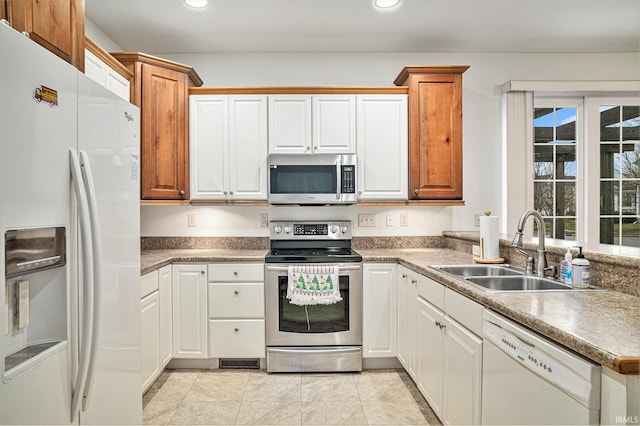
top-left (234, 328), bottom-right (239, 332)
top-left (229, 191), bottom-right (234, 195)
top-left (414, 188), bottom-right (419, 195)
top-left (233, 271), bottom-right (238, 276)
top-left (411, 279), bottom-right (417, 284)
top-left (234, 290), bottom-right (239, 295)
top-left (401, 274), bottom-right (407, 279)
top-left (306, 146), bottom-right (311, 151)
top-left (200, 270), bottom-right (205, 275)
top-left (223, 191), bottom-right (228, 195)
top-left (179, 189), bottom-right (185, 196)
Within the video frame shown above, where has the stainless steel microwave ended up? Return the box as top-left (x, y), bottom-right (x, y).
top-left (268, 154), bottom-right (357, 205)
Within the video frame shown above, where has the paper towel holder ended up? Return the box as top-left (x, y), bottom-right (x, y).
top-left (474, 211), bottom-right (505, 264)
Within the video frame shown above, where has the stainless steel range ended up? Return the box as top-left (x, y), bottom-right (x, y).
top-left (265, 220), bottom-right (363, 373)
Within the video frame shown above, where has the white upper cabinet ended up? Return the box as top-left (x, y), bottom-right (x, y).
top-left (190, 95), bottom-right (268, 200)
top-left (312, 95), bottom-right (356, 154)
top-left (268, 95), bottom-right (356, 155)
top-left (356, 94), bottom-right (408, 200)
top-left (84, 49), bottom-right (130, 101)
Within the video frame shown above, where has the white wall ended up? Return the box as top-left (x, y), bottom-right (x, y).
top-left (139, 51), bottom-right (638, 237)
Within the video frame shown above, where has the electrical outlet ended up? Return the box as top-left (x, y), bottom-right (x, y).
top-left (259, 213), bottom-right (269, 227)
top-left (400, 212), bottom-right (409, 227)
top-left (187, 213), bottom-right (196, 227)
top-left (358, 213), bottom-right (376, 227)
top-left (472, 245), bottom-right (480, 257)
top-left (474, 213), bottom-right (482, 227)
top-left (386, 213), bottom-right (396, 227)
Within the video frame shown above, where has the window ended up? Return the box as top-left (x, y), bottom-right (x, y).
top-left (597, 105), bottom-right (640, 246)
top-left (529, 95), bottom-right (639, 248)
top-left (533, 103), bottom-right (579, 240)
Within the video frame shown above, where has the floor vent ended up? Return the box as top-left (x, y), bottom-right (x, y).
top-left (219, 358), bottom-right (260, 369)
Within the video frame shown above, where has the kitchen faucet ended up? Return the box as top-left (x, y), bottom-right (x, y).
top-left (511, 209), bottom-right (556, 277)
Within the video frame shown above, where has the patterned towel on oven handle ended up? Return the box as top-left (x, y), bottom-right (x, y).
top-left (287, 264), bottom-right (342, 306)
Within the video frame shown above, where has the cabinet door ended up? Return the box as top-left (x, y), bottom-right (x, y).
top-left (396, 266), bottom-right (409, 369)
top-left (268, 95), bottom-right (312, 154)
top-left (356, 95), bottom-right (408, 200)
top-left (228, 95), bottom-right (268, 199)
top-left (444, 317), bottom-right (482, 426)
top-left (140, 291), bottom-right (161, 392)
top-left (141, 63), bottom-right (189, 199)
top-left (406, 271), bottom-right (419, 379)
top-left (312, 95), bottom-right (356, 154)
top-left (410, 73), bottom-right (463, 199)
top-left (105, 67), bottom-right (130, 101)
top-left (172, 265), bottom-right (207, 358)
top-left (362, 264), bottom-right (397, 358)
top-left (84, 48), bottom-right (130, 101)
top-left (417, 297), bottom-right (445, 418)
top-left (190, 95), bottom-right (228, 200)
top-left (7, 0), bottom-right (84, 71)
top-left (159, 265), bottom-right (173, 367)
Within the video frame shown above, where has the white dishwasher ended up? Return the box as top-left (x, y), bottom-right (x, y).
top-left (482, 309), bottom-right (601, 425)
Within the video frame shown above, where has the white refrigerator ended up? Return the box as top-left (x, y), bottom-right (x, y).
top-left (0, 22), bottom-right (142, 424)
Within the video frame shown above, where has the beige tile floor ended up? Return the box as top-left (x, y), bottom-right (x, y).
top-left (143, 368), bottom-right (442, 425)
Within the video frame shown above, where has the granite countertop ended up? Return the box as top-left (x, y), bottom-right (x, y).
top-left (141, 247), bottom-right (640, 375)
top-left (141, 248), bottom-right (268, 275)
top-left (358, 248), bottom-right (640, 375)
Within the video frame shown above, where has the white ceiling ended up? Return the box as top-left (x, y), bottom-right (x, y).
top-left (85, 0), bottom-right (640, 54)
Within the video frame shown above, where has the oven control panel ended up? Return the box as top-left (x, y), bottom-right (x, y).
top-left (270, 221), bottom-right (351, 240)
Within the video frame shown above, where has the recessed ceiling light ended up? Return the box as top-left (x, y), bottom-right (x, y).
top-left (374, 0), bottom-right (400, 9)
top-left (184, 0), bottom-right (208, 8)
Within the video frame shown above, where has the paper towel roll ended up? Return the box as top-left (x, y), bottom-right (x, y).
top-left (479, 215), bottom-right (500, 260)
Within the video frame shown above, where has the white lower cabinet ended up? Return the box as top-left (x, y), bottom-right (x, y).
top-left (399, 268), bottom-right (483, 425)
top-left (397, 265), bottom-right (419, 378)
top-left (140, 289), bottom-right (160, 392)
top-left (208, 263), bottom-right (265, 359)
top-left (363, 264), bottom-right (397, 358)
top-left (140, 265), bottom-right (173, 392)
top-left (172, 264), bottom-right (208, 359)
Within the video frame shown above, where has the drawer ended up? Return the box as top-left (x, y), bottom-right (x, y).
top-left (208, 263), bottom-right (264, 282)
top-left (140, 270), bottom-right (159, 299)
top-left (418, 275), bottom-right (445, 310)
top-left (208, 283), bottom-right (264, 318)
top-left (208, 319), bottom-right (266, 358)
top-left (445, 288), bottom-right (483, 336)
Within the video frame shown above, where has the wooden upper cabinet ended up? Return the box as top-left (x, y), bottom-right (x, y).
top-left (4, 0), bottom-right (85, 71)
top-left (112, 53), bottom-right (203, 200)
top-left (395, 66), bottom-right (469, 201)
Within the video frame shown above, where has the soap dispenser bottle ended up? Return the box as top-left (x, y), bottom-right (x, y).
top-left (571, 246), bottom-right (590, 288)
top-left (560, 248), bottom-right (572, 285)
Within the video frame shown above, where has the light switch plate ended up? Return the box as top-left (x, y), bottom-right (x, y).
top-left (400, 212), bottom-right (409, 227)
top-left (187, 213), bottom-right (196, 227)
top-left (17, 280), bottom-right (29, 329)
top-left (259, 213), bottom-right (269, 227)
top-left (358, 213), bottom-right (376, 227)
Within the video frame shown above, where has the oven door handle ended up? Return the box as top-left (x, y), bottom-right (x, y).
top-left (266, 265), bottom-right (362, 272)
top-left (267, 347), bottom-right (361, 355)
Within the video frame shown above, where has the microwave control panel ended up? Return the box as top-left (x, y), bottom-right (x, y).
top-left (341, 165), bottom-right (355, 194)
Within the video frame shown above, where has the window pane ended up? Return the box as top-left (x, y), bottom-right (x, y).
top-left (534, 182), bottom-right (553, 217)
top-left (621, 217), bottom-right (639, 247)
top-left (621, 181), bottom-right (639, 215)
top-left (556, 145), bottom-right (576, 179)
top-left (622, 106), bottom-right (639, 142)
top-left (621, 143), bottom-right (639, 179)
top-left (600, 181), bottom-right (620, 215)
top-left (555, 182), bottom-right (576, 216)
top-left (555, 218), bottom-right (576, 241)
top-left (600, 144), bottom-right (619, 178)
top-left (600, 106), bottom-right (621, 142)
top-left (600, 217), bottom-right (618, 245)
top-left (555, 107), bottom-right (576, 143)
top-left (534, 146), bottom-right (554, 179)
top-left (534, 108), bottom-right (554, 143)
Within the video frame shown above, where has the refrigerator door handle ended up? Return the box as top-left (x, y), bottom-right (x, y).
top-left (78, 150), bottom-right (103, 412)
top-left (69, 149), bottom-right (95, 423)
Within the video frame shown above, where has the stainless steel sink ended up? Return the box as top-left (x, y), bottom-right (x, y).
top-left (465, 275), bottom-right (605, 292)
top-left (435, 264), bottom-right (523, 277)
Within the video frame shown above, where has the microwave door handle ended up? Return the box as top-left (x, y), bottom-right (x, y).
top-left (336, 158), bottom-right (341, 200)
